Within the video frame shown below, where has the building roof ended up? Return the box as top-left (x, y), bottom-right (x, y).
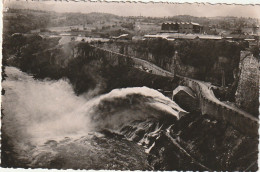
top-left (244, 38), bottom-right (256, 41)
top-left (167, 33), bottom-right (198, 39)
top-left (199, 35), bottom-right (222, 40)
top-left (144, 34), bottom-right (169, 39)
top-left (191, 22), bottom-right (200, 26)
top-left (144, 33), bottom-right (222, 40)
top-left (112, 34), bottom-right (130, 39)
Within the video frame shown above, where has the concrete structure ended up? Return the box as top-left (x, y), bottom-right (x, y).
top-left (112, 34), bottom-right (132, 40)
top-left (172, 86), bottom-right (199, 112)
top-left (161, 22), bottom-right (202, 33)
top-left (85, 43), bottom-right (258, 136)
top-left (182, 77), bottom-right (258, 137)
top-left (144, 34), bottom-right (170, 40)
top-left (144, 33), bottom-right (221, 41)
top-left (161, 22), bottom-right (179, 32)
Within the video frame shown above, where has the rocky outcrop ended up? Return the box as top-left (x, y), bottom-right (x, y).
top-left (7, 41), bottom-right (179, 95)
top-left (235, 51), bottom-right (259, 117)
top-left (99, 41), bottom-right (240, 87)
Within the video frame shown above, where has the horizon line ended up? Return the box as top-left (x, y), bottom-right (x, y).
top-left (5, 7), bottom-right (260, 20)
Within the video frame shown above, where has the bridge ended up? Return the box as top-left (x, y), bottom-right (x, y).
top-left (87, 43), bottom-right (258, 137)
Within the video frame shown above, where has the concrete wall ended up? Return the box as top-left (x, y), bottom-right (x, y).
top-left (183, 78), bottom-right (258, 137)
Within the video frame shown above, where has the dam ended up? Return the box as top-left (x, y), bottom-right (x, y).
top-left (85, 43), bottom-right (258, 137)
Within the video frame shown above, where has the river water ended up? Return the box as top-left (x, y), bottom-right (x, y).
top-left (1, 66), bottom-right (258, 170)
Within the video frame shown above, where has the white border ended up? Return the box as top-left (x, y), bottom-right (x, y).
top-left (1, 0), bottom-right (259, 172)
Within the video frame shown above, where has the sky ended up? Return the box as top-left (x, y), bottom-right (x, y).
top-left (3, 0), bottom-right (260, 18)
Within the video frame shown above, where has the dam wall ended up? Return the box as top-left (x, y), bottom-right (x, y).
top-left (87, 44), bottom-right (258, 136)
top-left (183, 77), bottom-right (258, 137)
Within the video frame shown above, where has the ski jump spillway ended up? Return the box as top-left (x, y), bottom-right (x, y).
top-left (88, 44), bottom-right (258, 137)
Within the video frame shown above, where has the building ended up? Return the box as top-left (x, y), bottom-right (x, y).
top-left (144, 33), bottom-right (221, 41)
top-left (161, 22), bottom-right (179, 32)
top-left (161, 22), bottom-right (203, 33)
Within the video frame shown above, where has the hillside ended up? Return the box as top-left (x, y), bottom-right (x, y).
top-left (3, 9), bottom-right (259, 36)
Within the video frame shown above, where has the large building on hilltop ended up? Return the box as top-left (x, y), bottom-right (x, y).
top-left (161, 22), bottom-right (203, 33)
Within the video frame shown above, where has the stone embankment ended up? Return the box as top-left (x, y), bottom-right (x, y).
top-left (89, 44), bottom-right (258, 137)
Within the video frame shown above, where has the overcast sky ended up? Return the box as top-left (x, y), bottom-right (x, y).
top-left (3, 0), bottom-right (260, 18)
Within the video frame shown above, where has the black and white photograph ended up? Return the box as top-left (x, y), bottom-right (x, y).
top-left (1, 0), bottom-right (260, 171)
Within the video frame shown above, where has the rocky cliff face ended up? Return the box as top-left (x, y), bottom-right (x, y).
top-left (99, 41), bottom-right (239, 87)
top-left (235, 51), bottom-right (259, 117)
top-left (6, 41), bottom-right (179, 96)
top-left (171, 52), bottom-right (202, 79)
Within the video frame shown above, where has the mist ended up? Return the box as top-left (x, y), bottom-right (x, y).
top-left (2, 66), bottom-right (184, 148)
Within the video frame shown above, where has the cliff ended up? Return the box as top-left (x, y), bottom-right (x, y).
top-left (5, 41), bottom-right (179, 96)
top-left (235, 51), bottom-right (259, 117)
top-left (98, 39), bottom-right (244, 88)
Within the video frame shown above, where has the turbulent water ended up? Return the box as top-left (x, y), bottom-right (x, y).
top-left (2, 67), bottom-right (258, 170)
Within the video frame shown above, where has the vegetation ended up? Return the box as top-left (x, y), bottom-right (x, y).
top-left (121, 22), bottom-right (135, 30)
top-left (4, 8), bottom-right (259, 37)
top-left (3, 9), bottom-right (51, 34)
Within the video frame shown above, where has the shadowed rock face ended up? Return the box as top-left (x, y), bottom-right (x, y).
top-left (5, 41), bottom-right (179, 96)
top-left (235, 52), bottom-right (259, 117)
top-left (98, 40), bottom-right (246, 85)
